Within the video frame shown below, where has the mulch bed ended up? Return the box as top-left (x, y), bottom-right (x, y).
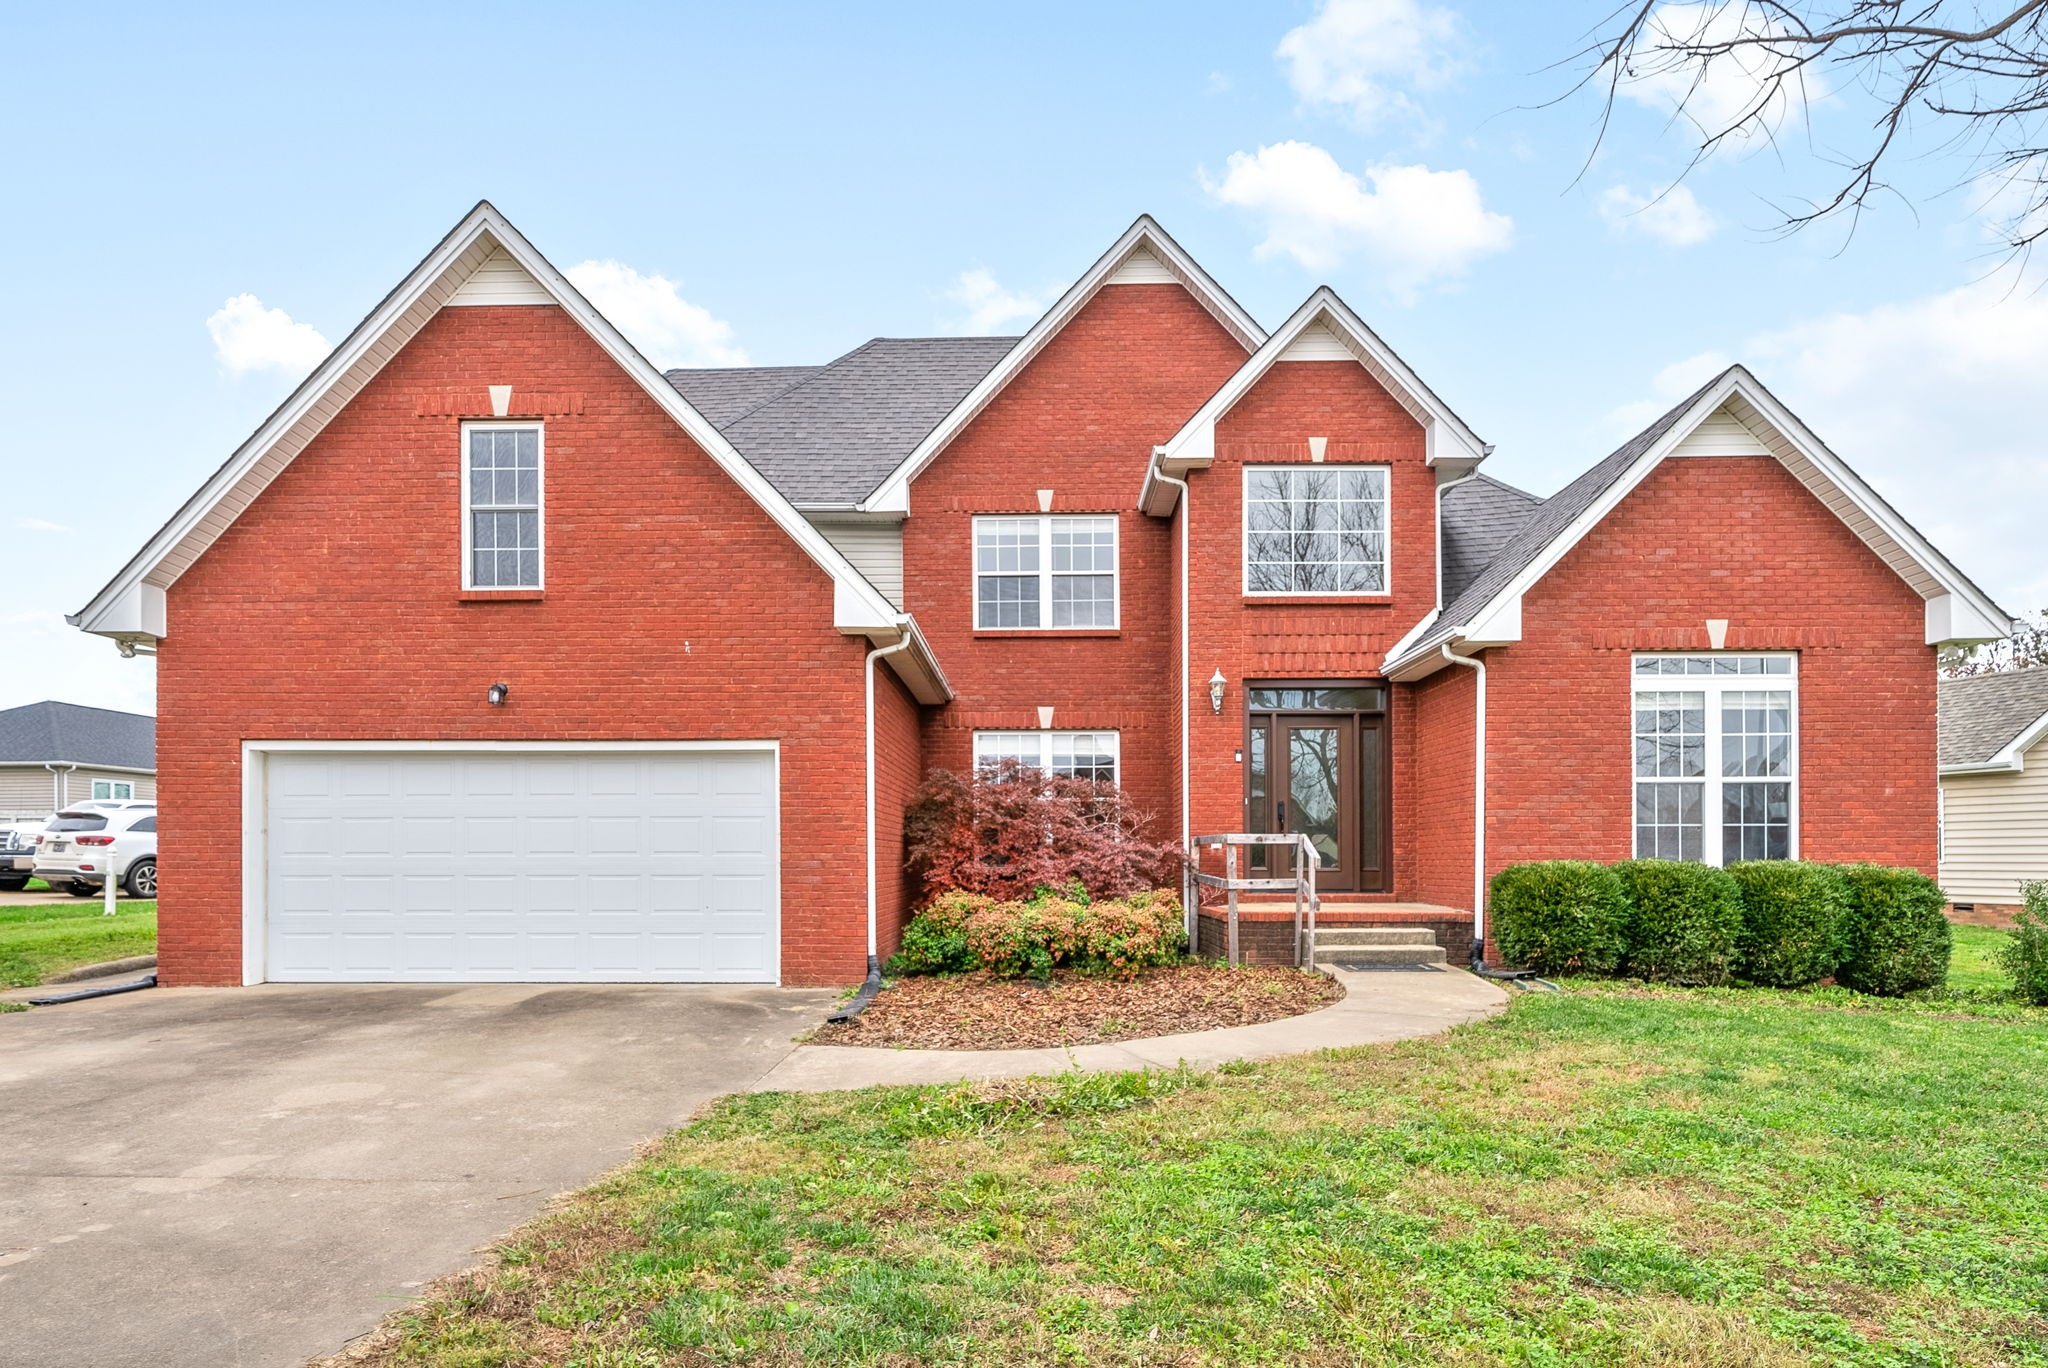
top-left (811, 962), bottom-right (1345, 1050)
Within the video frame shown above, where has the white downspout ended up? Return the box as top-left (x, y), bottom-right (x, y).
top-left (1433, 466), bottom-right (1480, 621)
top-left (1148, 450), bottom-right (1196, 943)
top-left (865, 630), bottom-right (917, 970)
top-left (1440, 644), bottom-right (1487, 965)
top-left (45, 763), bottom-right (75, 812)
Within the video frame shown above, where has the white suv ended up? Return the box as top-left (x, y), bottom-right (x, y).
top-left (33, 803), bottom-right (158, 899)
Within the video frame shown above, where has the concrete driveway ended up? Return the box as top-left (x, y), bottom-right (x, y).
top-left (0, 981), bottom-right (837, 1368)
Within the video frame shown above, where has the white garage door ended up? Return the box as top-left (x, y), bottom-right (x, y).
top-left (263, 748), bottom-right (778, 983)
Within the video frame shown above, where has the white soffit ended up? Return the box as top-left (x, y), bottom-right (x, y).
top-left (1670, 403), bottom-right (1773, 458)
top-left (447, 245), bottom-right (554, 306)
top-left (1277, 319), bottom-right (1353, 361)
top-left (860, 215), bottom-right (1265, 513)
top-left (1105, 245), bottom-right (1177, 285)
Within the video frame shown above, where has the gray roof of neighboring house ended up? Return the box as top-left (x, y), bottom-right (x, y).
top-left (1939, 668), bottom-right (2048, 768)
top-left (1440, 474), bottom-right (1542, 604)
top-left (1399, 366), bottom-right (1737, 662)
top-left (0, 701), bottom-right (155, 772)
top-left (666, 335), bottom-right (1020, 506)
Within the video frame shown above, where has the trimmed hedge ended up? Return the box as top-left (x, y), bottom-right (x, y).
top-left (1611, 859), bottom-right (1744, 985)
top-left (1836, 864), bottom-right (1950, 996)
top-left (1727, 860), bottom-right (1850, 987)
top-left (889, 886), bottom-right (1187, 980)
top-left (1489, 861), bottom-right (1628, 975)
top-left (1999, 881), bottom-right (2048, 1007)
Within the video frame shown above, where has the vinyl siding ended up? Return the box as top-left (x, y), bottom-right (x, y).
top-left (0, 766), bottom-right (154, 819)
top-left (1940, 737), bottom-right (2048, 902)
top-left (814, 520), bottom-right (904, 608)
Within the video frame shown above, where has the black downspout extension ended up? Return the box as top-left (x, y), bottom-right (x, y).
top-left (27, 973), bottom-right (158, 1006)
top-left (827, 955), bottom-right (883, 1023)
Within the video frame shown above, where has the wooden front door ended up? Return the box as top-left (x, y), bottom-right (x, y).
top-left (1247, 687), bottom-right (1389, 893)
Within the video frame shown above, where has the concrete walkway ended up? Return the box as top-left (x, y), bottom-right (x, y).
top-left (754, 964), bottom-right (1509, 1091)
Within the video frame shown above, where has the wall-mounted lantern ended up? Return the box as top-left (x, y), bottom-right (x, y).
top-left (486, 682), bottom-right (510, 706)
top-left (1208, 669), bottom-right (1227, 715)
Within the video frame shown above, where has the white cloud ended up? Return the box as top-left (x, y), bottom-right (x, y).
top-left (0, 611), bottom-right (155, 717)
top-left (946, 269), bottom-right (1046, 335)
top-left (1603, 349), bottom-right (1735, 434)
top-left (15, 517), bottom-right (70, 533)
top-left (1611, 281), bottom-right (2048, 611)
top-left (1202, 140), bottom-right (1513, 297)
top-left (1277, 0), bottom-right (1461, 127)
top-left (206, 294), bottom-right (331, 376)
top-left (565, 260), bottom-right (747, 368)
top-left (1599, 184), bottom-right (1718, 245)
top-left (1615, 3), bottom-right (1823, 143)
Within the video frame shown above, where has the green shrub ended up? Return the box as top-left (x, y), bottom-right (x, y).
top-left (1488, 861), bottom-right (1628, 975)
top-left (1997, 880), bottom-right (2048, 1006)
top-left (891, 887), bottom-right (1186, 980)
top-left (1726, 860), bottom-right (1850, 987)
top-left (1836, 864), bottom-right (1950, 996)
top-left (1611, 859), bottom-right (1743, 985)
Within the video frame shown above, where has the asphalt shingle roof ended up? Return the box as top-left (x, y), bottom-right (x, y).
top-left (0, 701), bottom-right (155, 771)
top-left (1440, 474), bottom-right (1542, 605)
top-left (1938, 668), bottom-right (2048, 768)
top-left (666, 336), bottom-right (1020, 506)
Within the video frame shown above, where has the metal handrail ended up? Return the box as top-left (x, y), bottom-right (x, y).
top-left (1190, 832), bottom-right (1321, 967)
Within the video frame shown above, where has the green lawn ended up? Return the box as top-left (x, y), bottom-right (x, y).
top-left (353, 969), bottom-right (2046, 1367)
top-left (0, 897), bottom-right (157, 987)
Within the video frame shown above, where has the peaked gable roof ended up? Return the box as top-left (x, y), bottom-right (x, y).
top-left (672, 336), bottom-right (1017, 507)
top-left (69, 202), bottom-right (949, 702)
top-left (1939, 668), bottom-right (2048, 772)
top-left (1385, 365), bottom-right (2012, 677)
top-left (860, 216), bottom-right (1265, 513)
top-left (0, 701), bottom-right (155, 772)
top-left (664, 364), bottom-right (820, 427)
top-left (1441, 474), bottom-right (1542, 604)
top-left (1142, 287), bottom-right (1489, 515)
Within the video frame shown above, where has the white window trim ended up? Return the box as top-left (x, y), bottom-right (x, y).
top-left (459, 420), bottom-right (546, 590)
top-left (1630, 652), bottom-right (1800, 865)
top-left (1241, 463), bottom-right (1393, 598)
top-left (971, 514), bottom-right (1120, 630)
top-left (971, 729), bottom-right (1121, 784)
top-left (91, 780), bottom-right (135, 801)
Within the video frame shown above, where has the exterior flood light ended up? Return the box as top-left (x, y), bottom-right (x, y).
top-left (487, 682), bottom-right (510, 706)
top-left (1208, 669), bottom-right (1227, 714)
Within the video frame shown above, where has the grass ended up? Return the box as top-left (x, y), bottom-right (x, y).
top-left (1946, 923), bottom-right (2008, 995)
top-left (0, 897), bottom-right (157, 987)
top-left (345, 970), bottom-right (2046, 1367)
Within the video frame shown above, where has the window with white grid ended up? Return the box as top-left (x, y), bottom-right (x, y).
top-left (1632, 655), bottom-right (1797, 864)
top-left (1243, 465), bottom-right (1389, 595)
top-left (974, 516), bottom-right (1118, 629)
top-left (972, 730), bottom-right (1120, 784)
top-left (462, 424), bottom-right (543, 589)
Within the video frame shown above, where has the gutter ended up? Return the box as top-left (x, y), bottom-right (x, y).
top-left (1145, 448), bottom-right (1197, 945)
top-left (1437, 644), bottom-right (1488, 968)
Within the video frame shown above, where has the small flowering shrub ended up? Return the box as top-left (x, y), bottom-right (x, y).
top-left (903, 763), bottom-right (1182, 902)
top-left (889, 885), bottom-right (1187, 980)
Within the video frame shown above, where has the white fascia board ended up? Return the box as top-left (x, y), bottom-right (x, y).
top-left (1153, 288), bottom-right (1488, 488)
top-left (71, 201), bottom-right (905, 646)
top-left (1949, 707), bottom-right (2048, 775)
top-left (862, 216), bottom-right (1264, 514)
top-left (1460, 594), bottom-right (1522, 647)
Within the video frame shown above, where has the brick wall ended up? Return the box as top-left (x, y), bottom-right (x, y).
top-left (157, 304), bottom-right (878, 987)
top-left (872, 662), bottom-right (922, 957)
top-left (1410, 663), bottom-right (1476, 911)
top-left (904, 282), bottom-right (1248, 846)
top-left (1486, 454), bottom-right (1938, 878)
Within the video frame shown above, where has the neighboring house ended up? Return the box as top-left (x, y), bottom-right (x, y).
top-left (1938, 669), bottom-right (2048, 912)
top-left (69, 204), bottom-right (2010, 987)
top-left (0, 700), bottom-right (156, 821)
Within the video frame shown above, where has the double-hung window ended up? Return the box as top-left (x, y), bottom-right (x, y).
top-left (1244, 465), bottom-right (1389, 595)
top-left (1632, 654), bottom-right (1797, 863)
top-left (972, 730), bottom-right (1120, 784)
top-left (462, 424), bottom-right (543, 589)
top-left (973, 515), bottom-right (1118, 629)
top-left (90, 780), bottom-right (134, 801)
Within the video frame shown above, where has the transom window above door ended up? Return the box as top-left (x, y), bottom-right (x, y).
top-left (972, 730), bottom-right (1119, 784)
top-left (462, 423), bottom-right (543, 589)
top-left (1633, 653), bottom-right (1798, 864)
top-left (973, 515), bottom-right (1118, 629)
top-left (1244, 465), bottom-right (1389, 595)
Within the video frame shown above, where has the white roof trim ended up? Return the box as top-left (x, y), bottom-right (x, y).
top-left (69, 201), bottom-right (950, 701)
top-left (1385, 365), bottom-right (2012, 675)
top-left (1141, 288), bottom-right (1488, 517)
top-left (1941, 705), bottom-right (2048, 776)
top-left (860, 216), bottom-right (1264, 514)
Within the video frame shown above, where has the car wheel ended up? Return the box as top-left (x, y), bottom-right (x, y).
top-left (125, 859), bottom-right (157, 899)
top-left (66, 882), bottom-right (98, 897)
top-left (0, 875), bottom-right (26, 892)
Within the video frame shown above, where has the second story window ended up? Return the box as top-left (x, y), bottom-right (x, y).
top-left (973, 515), bottom-right (1118, 629)
top-left (1243, 465), bottom-right (1389, 595)
top-left (463, 424), bottom-right (543, 589)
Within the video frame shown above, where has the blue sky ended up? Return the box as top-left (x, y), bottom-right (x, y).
top-left (4, 1), bottom-right (2042, 716)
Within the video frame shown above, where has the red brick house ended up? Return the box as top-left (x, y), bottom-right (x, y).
top-left (72, 203), bottom-right (2010, 986)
